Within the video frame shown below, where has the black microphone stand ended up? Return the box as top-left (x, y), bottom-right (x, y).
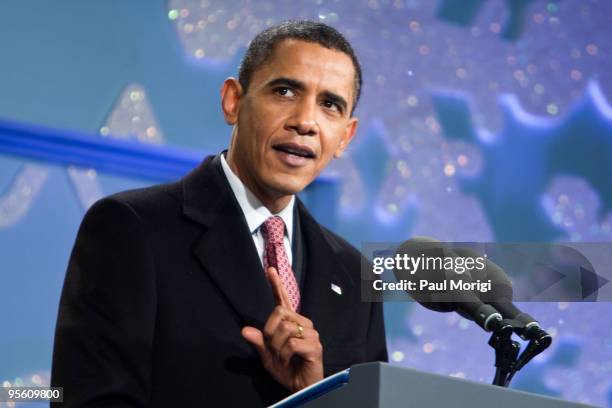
top-left (488, 318), bottom-right (520, 387)
top-left (504, 323), bottom-right (553, 386)
top-left (487, 318), bottom-right (552, 387)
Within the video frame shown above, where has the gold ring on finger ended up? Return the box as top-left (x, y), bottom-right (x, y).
top-left (295, 323), bottom-right (304, 339)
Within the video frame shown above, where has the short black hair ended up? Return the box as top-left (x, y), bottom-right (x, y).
top-left (238, 20), bottom-right (362, 116)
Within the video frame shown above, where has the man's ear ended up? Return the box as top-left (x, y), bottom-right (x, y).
top-left (221, 77), bottom-right (243, 125)
top-left (334, 117), bottom-right (359, 158)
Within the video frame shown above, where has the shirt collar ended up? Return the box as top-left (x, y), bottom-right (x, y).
top-left (220, 153), bottom-right (294, 242)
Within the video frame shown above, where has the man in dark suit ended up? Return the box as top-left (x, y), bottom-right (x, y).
top-left (51, 20), bottom-right (387, 407)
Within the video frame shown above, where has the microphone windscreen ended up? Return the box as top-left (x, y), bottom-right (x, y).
top-left (453, 247), bottom-right (514, 302)
top-left (394, 237), bottom-right (478, 312)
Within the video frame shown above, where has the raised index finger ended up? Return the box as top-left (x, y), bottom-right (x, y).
top-left (266, 266), bottom-right (291, 309)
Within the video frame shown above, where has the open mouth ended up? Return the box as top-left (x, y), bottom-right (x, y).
top-left (272, 143), bottom-right (316, 159)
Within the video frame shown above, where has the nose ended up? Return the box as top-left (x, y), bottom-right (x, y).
top-left (285, 99), bottom-right (318, 136)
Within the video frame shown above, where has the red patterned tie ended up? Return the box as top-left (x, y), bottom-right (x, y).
top-left (262, 216), bottom-right (301, 312)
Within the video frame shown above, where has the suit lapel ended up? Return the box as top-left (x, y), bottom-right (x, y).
top-left (297, 199), bottom-right (355, 342)
top-left (182, 154), bottom-right (275, 329)
top-left (181, 154), bottom-right (355, 337)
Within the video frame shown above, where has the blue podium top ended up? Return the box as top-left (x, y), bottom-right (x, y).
top-left (269, 369), bottom-right (351, 408)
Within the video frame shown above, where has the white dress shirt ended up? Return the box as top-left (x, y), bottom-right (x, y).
top-left (220, 153), bottom-right (294, 267)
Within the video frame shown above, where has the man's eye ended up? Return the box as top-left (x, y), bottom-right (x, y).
top-left (275, 87), bottom-right (295, 97)
top-left (323, 100), bottom-right (341, 113)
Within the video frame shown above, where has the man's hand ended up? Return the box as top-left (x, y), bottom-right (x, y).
top-left (242, 267), bottom-right (324, 393)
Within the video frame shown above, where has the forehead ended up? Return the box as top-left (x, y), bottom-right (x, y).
top-left (251, 39), bottom-right (356, 102)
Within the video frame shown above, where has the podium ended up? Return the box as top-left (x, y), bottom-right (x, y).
top-left (271, 362), bottom-right (597, 408)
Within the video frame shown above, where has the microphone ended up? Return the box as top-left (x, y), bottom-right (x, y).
top-left (394, 238), bottom-right (552, 386)
top-left (394, 237), bottom-right (503, 332)
top-left (452, 247), bottom-right (552, 346)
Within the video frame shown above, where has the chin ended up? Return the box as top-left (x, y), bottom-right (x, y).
top-left (269, 176), bottom-right (311, 196)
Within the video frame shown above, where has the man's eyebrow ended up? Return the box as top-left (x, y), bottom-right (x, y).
top-left (266, 77), bottom-right (305, 91)
top-left (266, 77), bottom-right (349, 113)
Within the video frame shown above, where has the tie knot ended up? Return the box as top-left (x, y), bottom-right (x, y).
top-left (262, 216), bottom-right (285, 244)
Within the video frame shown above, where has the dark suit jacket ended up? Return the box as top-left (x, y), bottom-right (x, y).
top-left (51, 153), bottom-right (387, 407)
